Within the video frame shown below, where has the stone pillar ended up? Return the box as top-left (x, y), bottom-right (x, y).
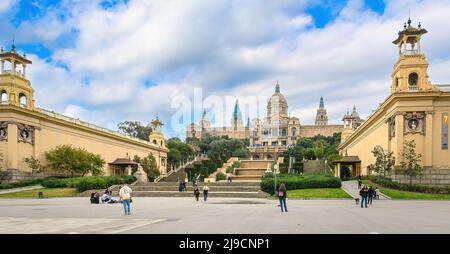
top-left (127, 165), bottom-right (131, 176)
top-left (425, 112), bottom-right (433, 166)
top-left (395, 114), bottom-right (404, 165)
top-left (7, 124), bottom-right (18, 170)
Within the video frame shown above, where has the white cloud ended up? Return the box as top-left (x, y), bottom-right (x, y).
top-left (8, 0), bottom-right (450, 137)
top-left (0, 0), bottom-right (17, 13)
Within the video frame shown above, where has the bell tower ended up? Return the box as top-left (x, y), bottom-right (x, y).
top-left (391, 18), bottom-right (434, 93)
top-left (0, 42), bottom-right (35, 110)
top-left (149, 116), bottom-right (166, 148)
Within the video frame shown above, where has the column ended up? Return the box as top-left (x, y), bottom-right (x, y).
top-left (425, 112), bottom-right (433, 167)
top-left (127, 165), bottom-right (131, 176)
top-left (395, 114), bottom-right (404, 166)
top-left (7, 124), bottom-right (18, 170)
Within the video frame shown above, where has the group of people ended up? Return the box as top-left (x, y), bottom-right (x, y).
top-left (193, 184), bottom-right (209, 202)
top-left (358, 177), bottom-right (379, 208)
top-left (90, 184), bottom-right (133, 215)
top-left (178, 177), bottom-right (188, 192)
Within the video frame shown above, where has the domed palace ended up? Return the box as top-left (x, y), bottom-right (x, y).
top-left (186, 82), bottom-right (357, 160)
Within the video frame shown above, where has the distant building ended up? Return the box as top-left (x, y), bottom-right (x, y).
top-left (186, 83), bottom-right (350, 160)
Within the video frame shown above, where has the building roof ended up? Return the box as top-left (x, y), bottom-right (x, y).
top-left (392, 19), bottom-right (428, 44)
top-left (108, 158), bottom-right (139, 166)
top-left (332, 156), bottom-right (361, 164)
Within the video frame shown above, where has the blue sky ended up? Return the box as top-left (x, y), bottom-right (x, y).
top-left (1, 0), bottom-right (450, 138)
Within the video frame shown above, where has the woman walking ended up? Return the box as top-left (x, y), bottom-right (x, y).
top-left (278, 183), bottom-right (288, 212)
top-left (194, 184), bottom-right (200, 202)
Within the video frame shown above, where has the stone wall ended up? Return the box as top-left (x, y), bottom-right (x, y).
top-left (0, 169), bottom-right (78, 183)
top-left (387, 168), bottom-right (450, 186)
top-left (300, 125), bottom-right (342, 138)
top-left (303, 159), bottom-right (326, 173)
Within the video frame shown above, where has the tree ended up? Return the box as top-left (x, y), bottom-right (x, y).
top-left (117, 121), bottom-right (152, 141)
top-left (45, 145), bottom-right (105, 177)
top-left (370, 146), bottom-right (395, 177)
top-left (133, 154), bottom-right (160, 181)
top-left (399, 140), bottom-right (423, 185)
top-left (23, 156), bottom-right (43, 174)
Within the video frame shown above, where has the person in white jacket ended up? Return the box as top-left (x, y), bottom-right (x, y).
top-left (119, 184), bottom-right (132, 215)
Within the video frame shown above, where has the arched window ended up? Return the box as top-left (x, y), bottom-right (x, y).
top-left (281, 128), bottom-right (287, 137)
top-left (1, 90), bottom-right (7, 104)
top-left (408, 73), bottom-right (418, 86)
top-left (292, 127), bottom-right (297, 137)
top-left (160, 141), bottom-right (163, 146)
top-left (153, 140), bottom-right (157, 145)
top-left (19, 93), bottom-right (27, 107)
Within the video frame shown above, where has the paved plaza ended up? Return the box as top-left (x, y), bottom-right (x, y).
top-left (0, 197), bottom-right (449, 234)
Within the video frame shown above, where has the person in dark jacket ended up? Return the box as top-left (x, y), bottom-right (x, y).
top-left (359, 186), bottom-right (369, 208)
top-left (368, 186), bottom-right (374, 205)
top-left (278, 183), bottom-right (288, 212)
top-left (193, 184), bottom-right (200, 202)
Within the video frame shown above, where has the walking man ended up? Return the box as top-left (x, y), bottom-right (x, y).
top-left (119, 184), bottom-right (133, 215)
top-left (359, 186), bottom-right (369, 208)
top-left (203, 184), bottom-right (210, 201)
top-left (278, 182), bottom-right (288, 212)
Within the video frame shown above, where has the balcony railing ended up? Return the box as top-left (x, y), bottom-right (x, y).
top-left (1, 70), bottom-right (25, 78)
top-left (408, 86), bottom-right (419, 92)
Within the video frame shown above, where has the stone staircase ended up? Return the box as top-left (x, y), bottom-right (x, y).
top-left (115, 182), bottom-right (267, 198)
top-left (232, 160), bottom-right (274, 182)
top-left (79, 181), bottom-right (267, 198)
top-left (159, 168), bottom-right (187, 182)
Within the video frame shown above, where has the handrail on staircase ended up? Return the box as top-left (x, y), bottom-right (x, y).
top-left (154, 155), bottom-right (208, 182)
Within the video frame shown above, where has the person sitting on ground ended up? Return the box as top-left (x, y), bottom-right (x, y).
top-left (374, 187), bottom-right (380, 199)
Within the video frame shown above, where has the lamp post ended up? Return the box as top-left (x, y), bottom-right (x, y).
top-left (273, 164), bottom-right (278, 195)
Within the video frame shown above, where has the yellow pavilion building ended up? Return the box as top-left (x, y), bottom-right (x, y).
top-left (336, 19), bottom-right (450, 186)
top-left (0, 44), bottom-right (168, 181)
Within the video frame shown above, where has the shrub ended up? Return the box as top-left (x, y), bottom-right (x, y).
top-left (216, 172), bottom-right (226, 181)
top-left (0, 178), bottom-right (45, 190)
top-left (40, 176), bottom-right (136, 192)
top-left (260, 173), bottom-right (341, 194)
top-left (367, 175), bottom-right (450, 194)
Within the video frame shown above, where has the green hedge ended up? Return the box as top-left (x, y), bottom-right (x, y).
top-left (41, 176), bottom-right (136, 192)
top-left (0, 178), bottom-right (46, 190)
top-left (368, 175), bottom-right (450, 194)
top-left (261, 173), bottom-right (341, 194)
top-left (216, 172), bottom-right (226, 181)
top-left (185, 159), bottom-right (224, 179)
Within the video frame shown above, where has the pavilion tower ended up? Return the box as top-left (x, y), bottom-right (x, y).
top-left (0, 42), bottom-right (35, 110)
top-left (391, 18), bottom-right (435, 93)
top-left (149, 116), bottom-right (166, 148)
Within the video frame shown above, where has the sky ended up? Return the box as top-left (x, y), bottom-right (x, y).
top-left (1, 0), bottom-right (450, 139)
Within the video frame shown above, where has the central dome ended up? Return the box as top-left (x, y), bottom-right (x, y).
top-left (267, 82), bottom-right (288, 117)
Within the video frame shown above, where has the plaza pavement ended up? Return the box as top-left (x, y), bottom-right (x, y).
top-left (0, 197), bottom-right (449, 234)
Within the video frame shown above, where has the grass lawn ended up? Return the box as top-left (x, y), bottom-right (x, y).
top-left (378, 188), bottom-right (450, 200)
top-left (0, 188), bottom-right (78, 198)
top-left (272, 188), bottom-right (351, 199)
top-left (363, 180), bottom-right (450, 200)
